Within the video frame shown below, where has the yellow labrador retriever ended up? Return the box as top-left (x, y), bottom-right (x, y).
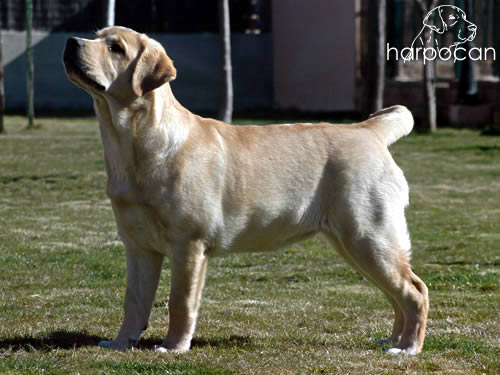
top-left (63, 26), bottom-right (428, 355)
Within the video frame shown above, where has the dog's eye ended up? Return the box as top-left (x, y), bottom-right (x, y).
top-left (110, 43), bottom-right (125, 55)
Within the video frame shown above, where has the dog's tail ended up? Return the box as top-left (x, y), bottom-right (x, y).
top-left (363, 105), bottom-right (414, 146)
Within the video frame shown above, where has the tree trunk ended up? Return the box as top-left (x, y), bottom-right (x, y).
top-left (218, 0), bottom-right (233, 124)
top-left (25, 0), bottom-right (34, 129)
top-left (365, 0), bottom-right (386, 115)
top-left (423, 45), bottom-right (437, 132)
top-left (457, 0), bottom-right (478, 104)
top-left (495, 0), bottom-right (500, 76)
top-left (416, 0), bottom-right (438, 132)
top-left (373, 0), bottom-right (386, 113)
top-left (105, 0), bottom-right (115, 27)
top-left (0, 29), bottom-right (4, 134)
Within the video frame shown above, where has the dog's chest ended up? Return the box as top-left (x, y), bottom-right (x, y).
top-left (106, 177), bottom-right (137, 204)
top-left (111, 199), bottom-right (171, 254)
top-left (106, 177), bottom-right (172, 254)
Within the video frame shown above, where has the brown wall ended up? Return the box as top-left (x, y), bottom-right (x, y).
top-left (384, 80), bottom-right (500, 126)
top-left (272, 0), bottom-right (356, 111)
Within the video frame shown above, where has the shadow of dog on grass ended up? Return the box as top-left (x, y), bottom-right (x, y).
top-left (0, 330), bottom-right (252, 352)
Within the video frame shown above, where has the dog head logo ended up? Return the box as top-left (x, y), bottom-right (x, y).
top-left (403, 5), bottom-right (477, 62)
top-left (422, 5), bottom-right (476, 44)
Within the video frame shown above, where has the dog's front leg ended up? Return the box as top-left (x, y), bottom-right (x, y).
top-left (99, 247), bottom-right (164, 350)
top-left (155, 241), bottom-right (208, 353)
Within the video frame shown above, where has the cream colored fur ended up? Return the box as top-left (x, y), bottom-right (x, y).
top-left (63, 26), bottom-right (429, 355)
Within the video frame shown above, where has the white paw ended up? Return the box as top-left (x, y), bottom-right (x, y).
top-left (153, 344), bottom-right (190, 353)
top-left (386, 347), bottom-right (403, 355)
top-left (97, 340), bottom-right (128, 351)
top-left (153, 345), bottom-right (169, 353)
top-left (386, 347), bottom-right (418, 355)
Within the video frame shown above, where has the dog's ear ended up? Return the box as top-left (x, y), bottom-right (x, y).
top-left (423, 6), bottom-right (446, 33)
top-left (132, 36), bottom-right (176, 97)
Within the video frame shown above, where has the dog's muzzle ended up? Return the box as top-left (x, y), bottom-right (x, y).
top-left (63, 38), bottom-right (105, 91)
top-left (63, 37), bottom-right (85, 65)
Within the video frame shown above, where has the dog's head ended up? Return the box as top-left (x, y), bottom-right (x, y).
top-left (63, 26), bottom-right (176, 99)
top-left (423, 5), bottom-right (476, 45)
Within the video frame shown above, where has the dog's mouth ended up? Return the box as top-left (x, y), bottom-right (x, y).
top-left (63, 53), bottom-right (105, 92)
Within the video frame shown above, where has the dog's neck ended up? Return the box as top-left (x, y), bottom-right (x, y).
top-left (93, 83), bottom-right (191, 201)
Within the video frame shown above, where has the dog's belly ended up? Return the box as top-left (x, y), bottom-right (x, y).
top-left (216, 222), bottom-right (317, 255)
top-left (211, 199), bottom-right (321, 255)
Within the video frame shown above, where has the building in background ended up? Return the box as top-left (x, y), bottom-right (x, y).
top-left (272, 1), bottom-right (355, 111)
top-left (0, 0), bottom-right (499, 124)
top-left (358, 0), bottom-right (500, 125)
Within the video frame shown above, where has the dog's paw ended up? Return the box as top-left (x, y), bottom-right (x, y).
top-left (386, 347), bottom-right (419, 355)
top-left (153, 344), bottom-right (190, 353)
top-left (98, 340), bottom-right (128, 351)
top-left (153, 345), bottom-right (169, 353)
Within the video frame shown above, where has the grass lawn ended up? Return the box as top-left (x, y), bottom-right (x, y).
top-left (0, 116), bottom-right (498, 374)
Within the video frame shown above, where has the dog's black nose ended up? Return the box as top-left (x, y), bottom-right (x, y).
top-left (64, 37), bottom-right (85, 62)
top-left (66, 37), bottom-right (85, 50)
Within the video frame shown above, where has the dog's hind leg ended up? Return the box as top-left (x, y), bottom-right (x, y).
top-left (375, 295), bottom-right (405, 345)
top-left (385, 261), bottom-right (428, 355)
top-left (155, 240), bottom-right (208, 353)
top-left (99, 247), bottom-right (164, 350)
top-left (331, 234), bottom-right (427, 354)
top-left (324, 190), bottom-right (428, 354)
top-left (325, 234), bottom-right (405, 346)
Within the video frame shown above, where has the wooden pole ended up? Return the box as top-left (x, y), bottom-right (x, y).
top-left (106, 0), bottom-right (115, 27)
top-left (457, 0), bottom-right (478, 104)
top-left (0, 29), bottom-right (5, 134)
top-left (217, 0), bottom-right (233, 124)
top-left (26, 0), bottom-right (34, 129)
top-left (374, 0), bottom-right (386, 113)
top-left (495, 0), bottom-right (500, 76)
top-left (416, 0), bottom-right (438, 132)
top-left (365, 0), bottom-right (386, 116)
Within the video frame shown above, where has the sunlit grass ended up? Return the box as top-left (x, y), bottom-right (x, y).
top-left (0, 116), bottom-right (498, 374)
